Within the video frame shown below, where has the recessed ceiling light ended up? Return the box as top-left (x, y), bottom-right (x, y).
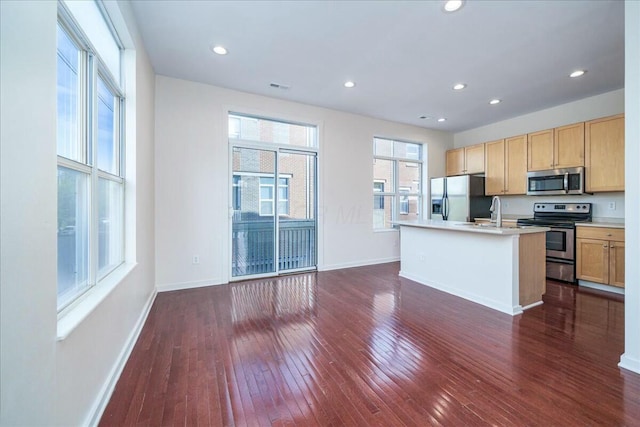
top-left (344, 81), bottom-right (356, 88)
top-left (569, 70), bottom-right (586, 78)
top-left (489, 99), bottom-right (501, 105)
top-left (453, 83), bottom-right (466, 90)
top-left (212, 45), bottom-right (228, 55)
top-left (437, 118), bottom-right (447, 122)
top-left (443, 0), bottom-right (465, 13)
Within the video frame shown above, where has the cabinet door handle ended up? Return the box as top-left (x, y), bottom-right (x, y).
top-left (607, 233), bottom-right (612, 236)
top-left (610, 244), bottom-right (615, 248)
top-left (603, 245), bottom-right (609, 248)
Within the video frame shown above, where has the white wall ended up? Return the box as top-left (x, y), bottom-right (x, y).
top-left (620, 0), bottom-right (640, 375)
top-left (154, 76), bottom-right (452, 289)
top-left (0, 1), bottom-right (156, 425)
top-left (1, 2), bottom-right (58, 422)
top-left (454, 89), bottom-right (624, 147)
top-left (452, 89), bottom-right (625, 219)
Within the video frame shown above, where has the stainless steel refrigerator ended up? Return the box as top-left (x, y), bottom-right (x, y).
top-left (430, 175), bottom-right (491, 221)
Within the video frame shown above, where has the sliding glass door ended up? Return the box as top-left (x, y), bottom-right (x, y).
top-left (231, 147), bottom-right (277, 276)
top-left (231, 147), bottom-right (317, 279)
top-left (278, 150), bottom-right (316, 272)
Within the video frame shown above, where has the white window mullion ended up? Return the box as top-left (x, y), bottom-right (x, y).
top-left (119, 97), bottom-right (126, 265)
top-left (88, 52), bottom-right (99, 287)
top-left (274, 150), bottom-right (280, 274)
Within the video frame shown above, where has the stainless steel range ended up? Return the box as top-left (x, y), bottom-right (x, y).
top-left (517, 203), bottom-right (592, 283)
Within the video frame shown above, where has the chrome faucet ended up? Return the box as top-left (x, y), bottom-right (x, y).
top-left (490, 195), bottom-right (502, 227)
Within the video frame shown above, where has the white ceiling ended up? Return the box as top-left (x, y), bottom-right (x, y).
top-left (130, 0), bottom-right (624, 133)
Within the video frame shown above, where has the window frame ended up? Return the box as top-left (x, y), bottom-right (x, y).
top-left (372, 138), bottom-right (423, 230)
top-left (56, 7), bottom-right (125, 312)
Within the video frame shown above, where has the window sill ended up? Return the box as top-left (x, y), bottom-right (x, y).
top-left (57, 262), bottom-right (137, 341)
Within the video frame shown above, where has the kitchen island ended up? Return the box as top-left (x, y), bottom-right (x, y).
top-left (395, 220), bottom-right (549, 315)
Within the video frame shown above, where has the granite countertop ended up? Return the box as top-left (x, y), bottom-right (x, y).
top-left (577, 218), bottom-right (625, 229)
top-left (474, 215), bottom-right (533, 222)
top-left (395, 220), bottom-right (549, 235)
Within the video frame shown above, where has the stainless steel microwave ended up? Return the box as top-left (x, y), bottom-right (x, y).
top-left (526, 167), bottom-right (586, 195)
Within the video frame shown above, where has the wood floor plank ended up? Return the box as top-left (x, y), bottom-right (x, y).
top-left (100, 262), bottom-right (640, 426)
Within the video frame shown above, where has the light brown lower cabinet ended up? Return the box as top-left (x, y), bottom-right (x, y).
top-left (576, 226), bottom-right (625, 288)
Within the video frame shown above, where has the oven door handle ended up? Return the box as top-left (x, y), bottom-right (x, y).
top-left (563, 172), bottom-right (569, 193)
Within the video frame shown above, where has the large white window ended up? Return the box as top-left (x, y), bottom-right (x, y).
top-left (373, 138), bottom-right (423, 229)
top-left (57, 5), bottom-right (124, 311)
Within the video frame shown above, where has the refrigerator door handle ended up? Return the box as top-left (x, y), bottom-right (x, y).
top-left (443, 196), bottom-right (449, 220)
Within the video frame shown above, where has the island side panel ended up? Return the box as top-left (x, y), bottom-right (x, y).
top-left (518, 232), bottom-right (547, 307)
top-left (399, 225), bottom-right (520, 315)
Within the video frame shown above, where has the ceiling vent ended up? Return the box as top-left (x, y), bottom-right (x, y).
top-left (270, 82), bottom-right (290, 90)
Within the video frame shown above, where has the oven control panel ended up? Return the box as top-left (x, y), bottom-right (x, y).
top-left (533, 203), bottom-right (591, 213)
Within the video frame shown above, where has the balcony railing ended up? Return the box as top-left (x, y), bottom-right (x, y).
top-left (232, 218), bottom-right (316, 277)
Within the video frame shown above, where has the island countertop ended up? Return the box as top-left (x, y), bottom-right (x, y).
top-left (394, 219), bottom-right (550, 235)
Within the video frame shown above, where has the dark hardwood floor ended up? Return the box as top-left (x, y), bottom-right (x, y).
top-left (100, 263), bottom-right (639, 426)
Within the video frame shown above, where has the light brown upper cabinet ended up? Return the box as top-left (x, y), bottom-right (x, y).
top-left (527, 123), bottom-right (584, 171)
top-left (446, 143), bottom-right (485, 176)
top-left (446, 148), bottom-right (464, 176)
top-left (484, 135), bottom-right (527, 196)
top-left (585, 114), bottom-right (625, 192)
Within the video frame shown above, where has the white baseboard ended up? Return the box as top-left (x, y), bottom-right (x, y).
top-left (318, 257), bottom-right (399, 272)
top-left (86, 288), bottom-right (157, 426)
top-left (619, 353), bottom-right (640, 375)
top-left (399, 270), bottom-right (522, 316)
top-left (156, 277), bottom-right (226, 292)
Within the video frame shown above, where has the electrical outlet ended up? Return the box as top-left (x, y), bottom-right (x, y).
top-left (193, 255), bottom-right (200, 264)
top-left (608, 202), bottom-right (616, 210)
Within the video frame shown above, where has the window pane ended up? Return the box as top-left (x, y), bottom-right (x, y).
top-left (278, 186), bottom-right (288, 200)
top-left (228, 114), bottom-right (317, 148)
top-left (278, 201), bottom-right (289, 215)
top-left (63, 0), bottom-right (121, 85)
top-left (374, 138), bottom-right (393, 157)
top-left (57, 24), bottom-right (82, 162)
top-left (97, 77), bottom-right (117, 174)
top-left (232, 175), bottom-right (241, 210)
top-left (261, 201), bottom-right (273, 215)
top-left (373, 195), bottom-right (394, 229)
top-left (374, 194), bottom-right (384, 210)
top-left (399, 161), bottom-right (421, 193)
top-left (260, 185), bottom-right (273, 199)
top-left (229, 117), bottom-right (240, 138)
top-left (394, 141), bottom-right (421, 160)
top-left (399, 195), bottom-right (421, 221)
top-left (373, 158), bottom-right (394, 192)
top-left (58, 166), bottom-right (90, 308)
top-left (98, 178), bottom-right (123, 278)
